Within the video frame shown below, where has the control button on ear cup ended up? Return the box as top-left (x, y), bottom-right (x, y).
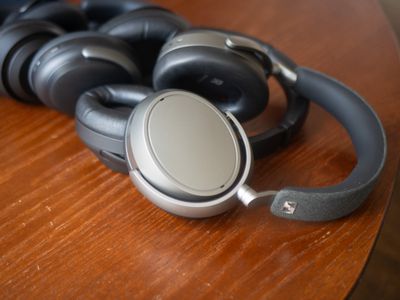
top-left (3, 0), bottom-right (88, 32)
top-left (154, 46), bottom-right (268, 122)
top-left (81, 0), bottom-right (157, 29)
top-left (29, 32), bottom-right (142, 115)
top-left (99, 8), bottom-right (189, 80)
top-left (0, 20), bottom-right (64, 103)
top-left (75, 84), bottom-right (153, 173)
top-left (125, 91), bottom-right (243, 201)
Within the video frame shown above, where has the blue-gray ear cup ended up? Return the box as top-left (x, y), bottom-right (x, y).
top-left (99, 7), bottom-right (189, 81)
top-left (0, 20), bottom-right (64, 103)
top-left (153, 43), bottom-right (269, 122)
top-left (3, 0), bottom-right (88, 32)
top-left (29, 32), bottom-right (142, 115)
top-left (75, 84), bottom-right (153, 173)
top-left (81, 0), bottom-right (157, 29)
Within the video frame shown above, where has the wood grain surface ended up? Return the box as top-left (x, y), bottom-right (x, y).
top-left (1, 0), bottom-right (400, 299)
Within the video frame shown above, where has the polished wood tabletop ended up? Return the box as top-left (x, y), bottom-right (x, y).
top-left (1, 0), bottom-right (400, 299)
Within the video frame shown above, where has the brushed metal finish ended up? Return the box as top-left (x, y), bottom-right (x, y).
top-left (125, 90), bottom-right (243, 202)
top-left (126, 94), bottom-right (254, 217)
top-left (147, 93), bottom-right (241, 197)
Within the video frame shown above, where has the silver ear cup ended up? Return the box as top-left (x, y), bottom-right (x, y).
top-left (125, 90), bottom-right (254, 218)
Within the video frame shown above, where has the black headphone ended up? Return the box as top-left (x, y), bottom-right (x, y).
top-left (2, 0), bottom-right (88, 32)
top-left (80, 0), bottom-right (157, 29)
top-left (0, 0), bottom-right (188, 115)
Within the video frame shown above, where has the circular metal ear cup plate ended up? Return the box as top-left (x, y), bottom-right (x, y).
top-left (126, 90), bottom-right (242, 201)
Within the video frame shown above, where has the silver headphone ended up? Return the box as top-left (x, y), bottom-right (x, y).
top-left (82, 31), bottom-right (387, 222)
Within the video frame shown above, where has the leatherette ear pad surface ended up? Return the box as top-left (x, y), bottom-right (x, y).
top-left (0, 20), bottom-right (64, 103)
top-left (3, 2), bottom-right (88, 32)
top-left (154, 47), bottom-right (269, 122)
top-left (81, 0), bottom-right (157, 25)
top-left (100, 8), bottom-right (189, 78)
top-left (76, 85), bottom-right (153, 173)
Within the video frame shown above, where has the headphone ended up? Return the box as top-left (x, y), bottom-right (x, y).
top-left (0, 2), bottom-right (386, 222)
top-left (75, 29), bottom-right (309, 173)
top-left (0, 0), bottom-right (190, 115)
top-left (2, 0), bottom-right (88, 32)
top-left (76, 30), bottom-right (386, 222)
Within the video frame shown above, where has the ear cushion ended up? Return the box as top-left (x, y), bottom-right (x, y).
top-left (29, 32), bottom-right (142, 115)
top-left (153, 47), bottom-right (269, 122)
top-left (81, 0), bottom-right (158, 28)
top-left (99, 8), bottom-right (189, 79)
top-left (0, 20), bottom-right (64, 103)
top-left (4, 1), bottom-right (88, 32)
top-left (76, 84), bottom-right (153, 173)
top-left (0, 0), bottom-right (27, 25)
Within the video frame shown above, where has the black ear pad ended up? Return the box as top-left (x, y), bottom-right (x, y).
top-left (99, 8), bottom-right (189, 80)
top-left (29, 32), bottom-right (142, 115)
top-left (76, 84), bottom-right (153, 173)
top-left (81, 0), bottom-right (157, 29)
top-left (3, 0), bottom-right (88, 32)
top-left (0, 20), bottom-right (64, 103)
top-left (153, 47), bottom-right (269, 122)
top-left (0, 0), bottom-right (27, 25)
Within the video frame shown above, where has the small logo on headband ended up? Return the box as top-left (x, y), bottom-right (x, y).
top-left (281, 201), bottom-right (297, 214)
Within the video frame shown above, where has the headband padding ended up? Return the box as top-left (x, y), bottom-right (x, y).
top-left (4, 2), bottom-right (88, 32)
top-left (154, 47), bottom-right (269, 122)
top-left (271, 68), bottom-right (387, 221)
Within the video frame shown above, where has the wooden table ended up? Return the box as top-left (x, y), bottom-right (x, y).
top-left (1, 0), bottom-right (399, 299)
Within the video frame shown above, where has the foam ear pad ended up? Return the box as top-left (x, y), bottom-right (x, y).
top-left (3, 1), bottom-right (88, 32)
top-left (154, 46), bottom-right (269, 122)
top-left (0, 20), bottom-right (64, 103)
top-left (81, 0), bottom-right (157, 28)
top-left (29, 32), bottom-right (142, 115)
top-left (76, 84), bottom-right (153, 173)
top-left (99, 8), bottom-right (189, 79)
